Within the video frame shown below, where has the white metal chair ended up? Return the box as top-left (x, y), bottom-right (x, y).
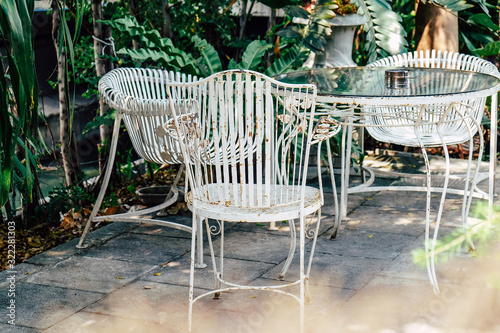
top-left (353, 50), bottom-right (500, 294)
top-left (77, 68), bottom-right (206, 268)
top-left (164, 69), bottom-right (339, 332)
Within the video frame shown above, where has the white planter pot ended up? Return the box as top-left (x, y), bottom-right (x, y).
top-left (305, 14), bottom-right (365, 68)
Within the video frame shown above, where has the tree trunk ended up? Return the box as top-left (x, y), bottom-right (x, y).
top-left (52, 0), bottom-right (81, 187)
top-left (128, 0), bottom-right (140, 50)
top-left (266, 8), bottom-right (277, 67)
top-left (161, 0), bottom-right (173, 39)
top-left (414, 0), bottom-right (458, 52)
top-left (93, 0), bottom-right (113, 174)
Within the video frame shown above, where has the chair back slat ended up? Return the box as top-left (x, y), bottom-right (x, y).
top-left (166, 70), bottom-right (317, 210)
top-left (98, 68), bottom-right (201, 165)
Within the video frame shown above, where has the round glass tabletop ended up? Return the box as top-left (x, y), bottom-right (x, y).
top-left (274, 67), bottom-right (500, 104)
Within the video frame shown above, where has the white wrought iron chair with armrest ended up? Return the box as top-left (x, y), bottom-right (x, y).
top-left (77, 67), bottom-right (206, 268)
top-left (164, 69), bottom-right (340, 332)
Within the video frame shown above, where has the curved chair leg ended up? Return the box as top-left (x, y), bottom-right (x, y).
top-left (461, 114), bottom-right (484, 252)
top-left (488, 93), bottom-right (498, 225)
top-left (325, 139), bottom-right (340, 240)
top-left (305, 209), bottom-right (322, 304)
top-left (416, 127), bottom-right (440, 296)
top-left (299, 213), bottom-right (306, 333)
top-left (279, 219), bottom-right (296, 280)
top-left (205, 218), bottom-right (221, 299)
top-left (332, 122), bottom-right (351, 239)
top-left (77, 114), bottom-right (122, 249)
top-left (195, 215), bottom-right (206, 268)
top-left (427, 130), bottom-right (452, 296)
top-left (188, 207), bottom-right (198, 332)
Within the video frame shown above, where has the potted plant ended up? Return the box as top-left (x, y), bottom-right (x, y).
top-left (276, 0), bottom-right (408, 67)
top-left (311, 0), bottom-right (366, 67)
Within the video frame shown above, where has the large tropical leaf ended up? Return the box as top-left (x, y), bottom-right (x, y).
top-left (191, 35), bottom-right (223, 76)
top-left (0, 0), bottom-right (39, 206)
top-left (103, 17), bottom-right (205, 76)
top-left (264, 44), bottom-right (308, 76)
top-left (353, 0), bottom-right (408, 62)
top-left (117, 48), bottom-right (199, 75)
top-left (235, 40), bottom-right (272, 70)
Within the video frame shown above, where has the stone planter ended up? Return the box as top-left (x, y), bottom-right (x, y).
top-left (136, 185), bottom-right (183, 206)
top-left (314, 14), bottom-right (365, 68)
top-left (302, 13), bottom-right (365, 68)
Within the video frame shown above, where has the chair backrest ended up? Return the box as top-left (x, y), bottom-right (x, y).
top-left (364, 50), bottom-right (498, 146)
top-left (98, 68), bottom-right (199, 165)
top-left (367, 49), bottom-right (500, 78)
top-left (165, 69), bottom-right (318, 209)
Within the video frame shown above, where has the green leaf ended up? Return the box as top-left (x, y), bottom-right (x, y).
top-left (238, 40), bottom-right (272, 70)
top-left (264, 45), bottom-right (308, 76)
top-left (117, 48), bottom-right (199, 75)
top-left (468, 13), bottom-right (500, 31)
top-left (285, 5), bottom-right (311, 19)
top-left (276, 26), bottom-right (303, 38)
top-left (227, 58), bottom-right (240, 70)
top-left (461, 32), bottom-right (477, 54)
top-left (191, 35), bottom-right (223, 76)
top-left (474, 41), bottom-right (500, 56)
top-left (83, 109), bottom-right (117, 136)
top-left (353, 0), bottom-right (408, 62)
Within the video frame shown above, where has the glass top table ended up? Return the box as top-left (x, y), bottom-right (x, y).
top-left (276, 65), bottom-right (500, 295)
top-left (274, 67), bottom-right (500, 105)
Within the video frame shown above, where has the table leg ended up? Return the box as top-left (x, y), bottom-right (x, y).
top-left (489, 92), bottom-right (498, 224)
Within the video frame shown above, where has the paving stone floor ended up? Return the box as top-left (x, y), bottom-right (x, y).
top-left (1, 157), bottom-right (500, 333)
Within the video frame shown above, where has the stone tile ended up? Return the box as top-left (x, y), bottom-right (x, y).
top-left (314, 229), bottom-right (417, 260)
top-left (193, 283), bottom-right (354, 333)
top-left (44, 311), bottom-right (165, 333)
top-left (25, 222), bottom-right (136, 266)
top-left (131, 215), bottom-right (193, 239)
top-left (84, 233), bottom-right (191, 264)
top-left (223, 214), bottom-right (335, 241)
top-left (25, 237), bottom-right (84, 266)
top-left (142, 255), bottom-right (275, 290)
top-left (0, 263), bottom-right (43, 289)
top-left (0, 282), bottom-right (102, 330)
top-left (263, 251), bottom-right (390, 290)
top-left (79, 222), bottom-right (138, 248)
top-left (84, 280), bottom-right (201, 332)
top-left (342, 205), bottom-right (426, 236)
top-left (0, 323), bottom-right (38, 332)
top-left (377, 234), bottom-right (479, 285)
top-left (360, 190), bottom-right (462, 211)
top-left (331, 275), bottom-right (442, 331)
top-left (208, 231), bottom-right (300, 265)
top-left (26, 256), bottom-right (156, 293)
top-left (333, 274), bottom-right (500, 333)
top-left (213, 277), bottom-right (354, 311)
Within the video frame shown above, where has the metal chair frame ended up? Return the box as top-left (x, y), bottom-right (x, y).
top-left (164, 69), bottom-right (340, 332)
top-left (76, 68), bottom-right (206, 268)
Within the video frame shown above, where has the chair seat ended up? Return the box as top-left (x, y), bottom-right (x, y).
top-left (186, 184), bottom-right (323, 222)
top-left (367, 126), bottom-right (473, 147)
